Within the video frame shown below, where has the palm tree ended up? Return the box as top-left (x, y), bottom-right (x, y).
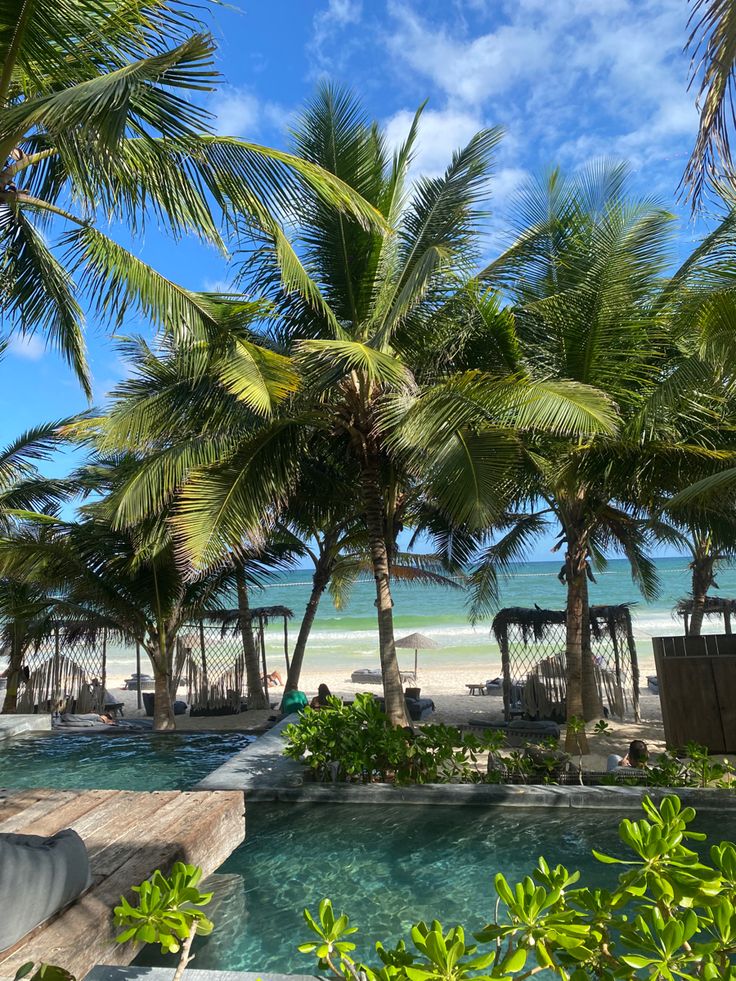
top-left (683, 0), bottom-right (736, 205)
top-left (103, 88), bottom-right (616, 725)
top-left (0, 0), bottom-right (383, 392)
top-left (465, 163), bottom-right (725, 744)
top-left (0, 444), bottom-right (297, 729)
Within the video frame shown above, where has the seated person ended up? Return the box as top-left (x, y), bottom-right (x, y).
top-left (607, 738), bottom-right (649, 771)
top-left (262, 669), bottom-right (283, 688)
top-left (279, 688), bottom-right (309, 716)
top-left (310, 683), bottom-right (332, 709)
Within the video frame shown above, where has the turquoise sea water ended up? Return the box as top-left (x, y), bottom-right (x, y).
top-left (136, 801), bottom-right (725, 975)
top-left (101, 555), bottom-right (736, 676)
top-left (0, 731), bottom-right (253, 789)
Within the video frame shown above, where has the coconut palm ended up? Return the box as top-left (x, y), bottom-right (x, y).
top-left (684, 0), bottom-right (736, 205)
top-left (0, 0), bottom-right (383, 392)
top-left (460, 162), bottom-right (736, 743)
top-left (96, 88), bottom-right (616, 725)
top-left (0, 445), bottom-right (299, 727)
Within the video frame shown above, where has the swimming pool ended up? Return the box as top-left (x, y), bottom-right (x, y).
top-left (135, 801), bottom-right (726, 975)
top-left (0, 731), bottom-right (255, 790)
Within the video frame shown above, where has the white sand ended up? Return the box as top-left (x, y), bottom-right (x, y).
top-left (105, 652), bottom-right (667, 769)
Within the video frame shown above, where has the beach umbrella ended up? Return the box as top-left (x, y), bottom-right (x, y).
top-left (394, 632), bottom-right (440, 677)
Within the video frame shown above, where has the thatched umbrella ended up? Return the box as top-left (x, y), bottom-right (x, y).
top-left (394, 632), bottom-right (440, 678)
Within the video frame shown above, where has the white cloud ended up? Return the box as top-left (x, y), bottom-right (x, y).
top-left (382, 0), bottom-right (697, 184)
top-left (212, 87), bottom-right (293, 140)
top-left (213, 89), bottom-right (260, 137)
top-left (7, 334), bottom-right (45, 361)
top-left (384, 107), bottom-right (487, 179)
top-left (310, 0), bottom-right (364, 74)
top-left (492, 166), bottom-right (528, 206)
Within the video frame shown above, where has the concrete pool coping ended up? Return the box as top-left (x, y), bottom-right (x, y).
top-left (0, 714), bottom-right (51, 742)
top-left (86, 969), bottom-right (317, 981)
top-left (195, 716), bottom-right (736, 812)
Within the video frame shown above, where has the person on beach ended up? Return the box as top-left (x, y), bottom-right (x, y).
top-left (310, 683), bottom-right (332, 709)
top-left (607, 739), bottom-right (649, 771)
top-left (262, 669), bottom-right (283, 688)
top-left (279, 688), bottom-right (308, 716)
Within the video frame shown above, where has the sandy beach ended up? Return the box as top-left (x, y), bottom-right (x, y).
top-left (105, 646), bottom-right (667, 771)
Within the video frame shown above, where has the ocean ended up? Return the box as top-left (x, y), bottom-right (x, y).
top-left (104, 555), bottom-right (732, 678)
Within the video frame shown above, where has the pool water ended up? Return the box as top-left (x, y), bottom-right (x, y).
top-left (136, 802), bottom-right (726, 975)
top-left (0, 731), bottom-right (254, 790)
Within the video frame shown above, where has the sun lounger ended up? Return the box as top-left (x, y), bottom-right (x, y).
top-left (469, 718), bottom-right (560, 746)
top-left (122, 673), bottom-right (155, 691)
top-left (54, 713), bottom-right (138, 731)
top-left (350, 668), bottom-right (415, 684)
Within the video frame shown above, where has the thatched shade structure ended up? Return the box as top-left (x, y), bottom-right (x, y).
top-left (491, 604), bottom-right (640, 723)
top-left (675, 596), bottom-right (736, 635)
top-left (394, 632), bottom-right (440, 677)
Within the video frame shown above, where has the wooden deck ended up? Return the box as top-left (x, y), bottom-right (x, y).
top-left (0, 788), bottom-right (246, 979)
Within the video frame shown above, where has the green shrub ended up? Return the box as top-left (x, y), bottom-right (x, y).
top-left (299, 795), bottom-right (736, 979)
top-left (282, 693), bottom-right (502, 784)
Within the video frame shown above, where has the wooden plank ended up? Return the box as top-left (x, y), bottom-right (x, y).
top-left (80, 791), bottom-right (179, 862)
top-left (0, 790), bottom-right (80, 833)
top-left (0, 790), bottom-right (245, 980)
top-left (90, 791), bottom-right (211, 877)
top-left (656, 654), bottom-right (724, 751)
top-left (1, 789), bottom-right (119, 838)
top-left (712, 658), bottom-right (736, 753)
top-left (0, 789), bottom-right (55, 825)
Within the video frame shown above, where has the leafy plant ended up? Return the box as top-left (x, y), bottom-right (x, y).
top-left (283, 693), bottom-right (499, 784)
top-left (114, 863), bottom-right (213, 981)
top-left (300, 795), bottom-right (736, 979)
top-left (13, 965), bottom-right (74, 981)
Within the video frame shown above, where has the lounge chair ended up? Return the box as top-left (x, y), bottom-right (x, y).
top-left (0, 829), bottom-right (90, 951)
top-left (350, 668), bottom-right (416, 684)
top-left (469, 718), bottom-right (560, 746)
top-left (122, 673), bottom-right (155, 691)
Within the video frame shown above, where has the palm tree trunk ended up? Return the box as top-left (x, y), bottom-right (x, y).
top-left (236, 569), bottom-right (268, 709)
top-left (285, 566), bottom-right (329, 693)
top-left (152, 663), bottom-right (176, 730)
top-left (689, 551), bottom-right (714, 637)
top-left (580, 574), bottom-right (603, 720)
top-left (564, 540), bottom-right (589, 753)
top-left (363, 453), bottom-right (408, 727)
top-left (147, 636), bottom-right (175, 731)
top-left (1, 625), bottom-right (24, 714)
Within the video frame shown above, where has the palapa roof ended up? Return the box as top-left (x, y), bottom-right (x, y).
top-left (196, 606), bottom-right (293, 636)
top-left (492, 603), bottom-right (634, 644)
top-left (675, 596), bottom-right (736, 617)
top-left (395, 632), bottom-right (440, 650)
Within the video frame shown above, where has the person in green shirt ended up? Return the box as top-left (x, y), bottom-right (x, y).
top-left (279, 688), bottom-right (309, 716)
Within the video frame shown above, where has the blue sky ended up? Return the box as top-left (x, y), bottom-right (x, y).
top-left (2, 0), bottom-right (708, 560)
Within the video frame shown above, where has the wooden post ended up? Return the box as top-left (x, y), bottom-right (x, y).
top-left (625, 612), bottom-right (640, 723)
top-left (100, 629), bottom-right (108, 714)
top-left (500, 628), bottom-right (511, 722)
top-left (610, 618), bottom-right (622, 686)
top-left (53, 624), bottom-right (61, 713)
top-left (135, 642), bottom-right (142, 711)
top-left (199, 621), bottom-right (208, 699)
top-left (260, 619), bottom-right (268, 688)
top-left (725, 608), bottom-right (732, 635)
top-left (283, 617), bottom-right (290, 672)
